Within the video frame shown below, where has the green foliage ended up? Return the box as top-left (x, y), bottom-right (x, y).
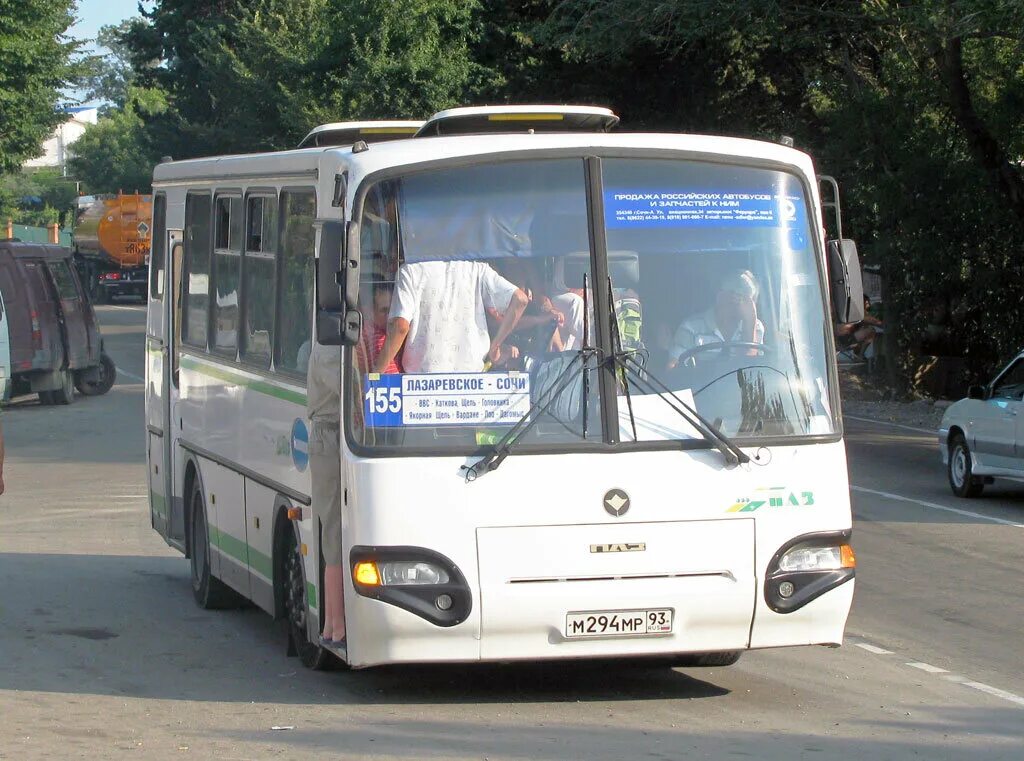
top-left (82, 19), bottom-right (147, 110)
top-left (103, 0), bottom-right (1024, 391)
top-left (0, 168), bottom-right (80, 227)
top-left (0, 0), bottom-right (84, 172)
top-left (66, 88), bottom-right (169, 194)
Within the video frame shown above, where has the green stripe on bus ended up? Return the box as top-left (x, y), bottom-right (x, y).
top-left (207, 526), bottom-right (316, 609)
top-left (150, 490), bottom-right (168, 518)
top-left (307, 581), bottom-right (318, 610)
top-left (209, 526), bottom-right (273, 580)
top-left (179, 356), bottom-right (307, 406)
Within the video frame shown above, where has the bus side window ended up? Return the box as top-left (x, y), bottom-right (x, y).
top-left (240, 195), bottom-right (277, 368)
top-left (150, 194), bottom-right (167, 301)
top-left (211, 194), bottom-right (243, 357)
top-left (275, 189), bottom-right (316, 376)
top-left (182, 192), bottom-right (212, 349)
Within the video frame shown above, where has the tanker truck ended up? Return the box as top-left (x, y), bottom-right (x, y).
top-left (73, 193), bottom-right (152, 303)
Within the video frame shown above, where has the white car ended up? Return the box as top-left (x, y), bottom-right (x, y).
top-left (939, 352), bottom-right (1024, 497)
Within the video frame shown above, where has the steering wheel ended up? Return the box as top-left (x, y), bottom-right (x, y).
top-left (676, 341), bottom-right (768, 365)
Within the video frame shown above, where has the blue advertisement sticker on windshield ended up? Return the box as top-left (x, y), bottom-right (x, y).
top-left (364, 372), bottom-right (530, 428)
top-left (604, 189), bottom-right (805, 230)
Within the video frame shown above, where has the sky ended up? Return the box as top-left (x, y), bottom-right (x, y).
top-left (70, 0), bottom-right (151, 51)
top-left (67, 0), bottom-right (154, 105)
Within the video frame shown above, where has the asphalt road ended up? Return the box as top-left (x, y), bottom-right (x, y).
top-left (0, 304), bottom-right (1021, 760)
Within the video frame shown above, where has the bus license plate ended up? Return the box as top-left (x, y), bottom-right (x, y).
top-left (565, 609), bottom-right (673, 638)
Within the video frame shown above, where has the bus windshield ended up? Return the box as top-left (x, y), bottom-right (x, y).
top-left (347, 156), bottom-right (835, 455)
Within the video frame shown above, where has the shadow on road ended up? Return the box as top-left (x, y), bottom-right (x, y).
top-left (0, 552), bottom-right (728, 706)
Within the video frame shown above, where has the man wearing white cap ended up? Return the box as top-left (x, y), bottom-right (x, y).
top-left (666, 269), bottom-right (765, 369)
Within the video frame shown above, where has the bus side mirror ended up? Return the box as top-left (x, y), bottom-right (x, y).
top-left (316, 221), bottom-right (360, 345)
top-left (828, 239), bottom-right (865, 324)
top-left (317, 221), bottom-right (345, 312)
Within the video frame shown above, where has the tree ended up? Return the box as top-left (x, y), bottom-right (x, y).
top-left (119, 0), bottom-right (495, 156)
top-left (67, 88), bottom-right (170, 194)
top-left (0, 0), bottom-right (84, 172)
top-left (82, 19), bottom-right (148, 110)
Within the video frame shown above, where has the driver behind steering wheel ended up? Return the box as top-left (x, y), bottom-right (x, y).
top-left (665, 269), bottom-right (765, 370)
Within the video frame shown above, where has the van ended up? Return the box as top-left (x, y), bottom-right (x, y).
top-left (0, 241), bottom-right (116, 404)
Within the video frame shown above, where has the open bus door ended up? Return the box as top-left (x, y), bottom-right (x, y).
top-left (146, 212), bottom-right (186, 547)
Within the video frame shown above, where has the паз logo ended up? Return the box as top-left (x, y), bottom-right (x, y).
top-left (727, 486), bottom-right (814, 513)
top-left (603, 488), bottom-right (630, 517)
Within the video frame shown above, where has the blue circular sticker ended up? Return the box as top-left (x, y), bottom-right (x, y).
top-left (291, 418), bottom-right (309, 473)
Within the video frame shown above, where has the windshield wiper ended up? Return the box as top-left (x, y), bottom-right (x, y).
top-left (460, 346), bottom-right (599, 480)
top-left (606, 276), bottom-right (749, 466)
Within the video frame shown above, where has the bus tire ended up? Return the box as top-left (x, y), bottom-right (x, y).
top-left (672, 651), bottom-right (742, 668)
top-left (948, 433), bottom-right (984, 498)
top-left (38, 390), bottom-right (54, 405)
top-left (282, 523), bottom-right (335, 670)
top-left (189, 479), bottom-right (238, 609)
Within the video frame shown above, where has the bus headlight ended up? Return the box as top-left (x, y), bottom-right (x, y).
top-left (380, 561), bottom-right (450, 586)
top-left (349, 546), bottom-right (471, 627)
top-left (778, 544), bottom-right (855, 573)
top-left (765, 531), bottom-right (855, 614)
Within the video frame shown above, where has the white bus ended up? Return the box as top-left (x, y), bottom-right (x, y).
top-left (146, 111), bottom-right (862, 669)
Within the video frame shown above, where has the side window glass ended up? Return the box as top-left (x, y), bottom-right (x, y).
top-left (212, 195), bottom-right (242, 356)
top-left (275, 190), bottom-right (316, 376)
top-left (150, 194), bottom-right (167, 300)
top-left (49, 261), bottom-right (79, 300)
top-left (241, 195), bottom-right (277, 368)
top-left (183, 192), bottom-right (212, 348)
top-left (992, 360), bottom-right (1024, 401)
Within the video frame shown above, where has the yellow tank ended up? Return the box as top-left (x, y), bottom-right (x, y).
top-left (73, 194), bottom-right (153, 267)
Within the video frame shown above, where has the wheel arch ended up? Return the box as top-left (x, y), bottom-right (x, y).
top-left (948, 425), bottom-right (969, 450)
top-left (181, 454), bottom-right (202, 560)
top-left (272, 496), bottom-right (299, 621)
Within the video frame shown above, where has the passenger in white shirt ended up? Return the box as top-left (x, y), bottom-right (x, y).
top-left (374, 260), bottom-right (529, 373)
top-left (667, 269), bottom-right (765, 370)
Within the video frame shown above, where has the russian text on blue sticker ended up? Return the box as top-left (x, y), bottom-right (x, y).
top-left (604, 189), bottom-right (805, 229)
top-left (364, 372), bottom-right (531, 428)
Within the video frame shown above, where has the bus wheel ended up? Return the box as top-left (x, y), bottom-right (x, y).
top-left (189, 480), bottom-right (238, 609)
top-left (283, 526), bottom-right (334, 670)
top-left (673, 651), bottom-right (742, 668)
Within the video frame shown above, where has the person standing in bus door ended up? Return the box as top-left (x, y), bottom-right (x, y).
top-left (306, 339), bottom-right (345, 646)
top-left (373, 260), bottom-right (529, 373)
top-left (666, 269), bottom-right (765, 369)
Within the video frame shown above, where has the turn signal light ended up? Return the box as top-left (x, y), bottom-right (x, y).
top-left (354, 561), bottom-right (381, 586)
top-left (840, 544), bottom-right (856, 568)
top-left (286, 507), bottom-right (302, 520)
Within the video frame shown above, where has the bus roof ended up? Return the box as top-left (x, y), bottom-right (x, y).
top-left (416, 105), bottom-right (619, 136)
top-left (297, 120), bottom-right (425, 148)
top-left (153, 132), bottom-right (816, 188)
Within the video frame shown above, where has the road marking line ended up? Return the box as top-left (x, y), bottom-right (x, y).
top-left (907, 661), bottom-right (948, 674)
top-left (845, 414), bottom-right (937, 435)
top-left (961, 681), bottom-right (1024, 708)
top-left (855, 643), bottom-right (893, 655)
top-left (115, 366), bottom-right (145, 382)
top-left (851, 485), bottom-right (1024, 528)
